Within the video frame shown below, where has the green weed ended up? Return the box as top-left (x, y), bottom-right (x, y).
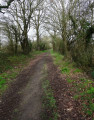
top-left (80, 78), bottom-right (86, 81)
top-left (61, 67), bottom-right (70, 74)
top-left (67, 78), bottom-right (74, 83)
top-left (73, 68), bottom-right (82, 73)
top-left (73, 95), bottom-right (79, 100)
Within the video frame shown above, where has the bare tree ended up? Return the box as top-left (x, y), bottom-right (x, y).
top-left (32, 2), bottom-right (45, 50)
top-left (7, 0), bottom-right (44, 54)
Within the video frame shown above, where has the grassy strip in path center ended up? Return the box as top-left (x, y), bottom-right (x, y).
top-left (42, 64), bottom-right (58, 120)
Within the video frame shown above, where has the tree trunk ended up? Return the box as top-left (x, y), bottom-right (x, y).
top-left (22, 38), bottom-right (30, 54)
top-left (21, 27), bottom-right (30, 54)
top-left (15, 33), bottom-right (18, 54)
top-left (36, 28), bottom-right (40, 51)
top-left (62, 30), bottom-right (68, 56)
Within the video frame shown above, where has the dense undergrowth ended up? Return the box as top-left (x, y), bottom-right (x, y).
top-left (51, 50), bottom-right (94, 119)
top-left (42, 64), bottom-right (58, 120)
top-left (0, 51), bottom-right (46, 95)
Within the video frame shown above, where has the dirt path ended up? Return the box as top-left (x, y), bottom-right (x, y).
top-left (16, 56), bottom-right (46, 120)
top-left (0, 53), bottom-right (47, 120)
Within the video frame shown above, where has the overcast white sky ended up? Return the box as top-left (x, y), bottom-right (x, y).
top-left (0, 0), bottom-right (6, 5)
top-left (0, 0), bottom-right (2, 4)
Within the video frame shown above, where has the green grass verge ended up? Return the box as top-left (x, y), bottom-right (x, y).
top-left (42, 64), bottom-right (58, 120)
top-left (50, 50), bottom-right (76, 75)
top-left (50, 50), bottom-right (94, 118)
top-left (0, 69), bottom-right (19, 94)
